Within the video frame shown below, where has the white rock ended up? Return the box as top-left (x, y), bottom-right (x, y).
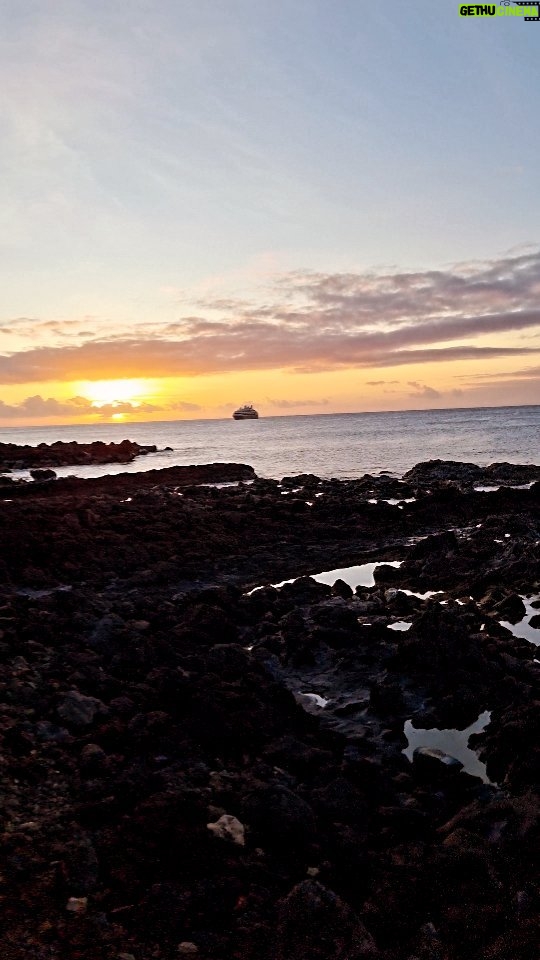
top-left (207, 813), bottom-right (245, 846)
top-left (178, 943), bottom-right (199, 955)
top-left (66, 896), bottom-right (88, 914)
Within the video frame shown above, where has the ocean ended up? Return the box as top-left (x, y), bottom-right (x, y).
top-left (1, 404), bottom-right (539, 480)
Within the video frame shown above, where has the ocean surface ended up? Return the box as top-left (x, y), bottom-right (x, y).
top-left (1, 404), bottom-right (539, 481)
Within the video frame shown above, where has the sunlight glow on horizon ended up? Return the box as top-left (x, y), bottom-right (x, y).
top-left (75, 379), bottom-right (150, 407)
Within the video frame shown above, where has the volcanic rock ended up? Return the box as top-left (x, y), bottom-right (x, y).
top-left (57, 690), bottom-right (109, 727)
top-left (273, 880), bottom-right (377, 959)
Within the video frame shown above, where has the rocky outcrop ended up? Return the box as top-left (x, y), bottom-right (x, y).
top-left (274, 880), bottom-right (378, 959)
top-left (0, 461), bottom-right (257, 500)
top-left (404, 458), bottom-right (540, 487)
top-left (0, 438), bottom-right (157, 471)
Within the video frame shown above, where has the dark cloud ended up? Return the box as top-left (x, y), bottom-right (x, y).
top-left (2, 250), bottom-right (540, 383)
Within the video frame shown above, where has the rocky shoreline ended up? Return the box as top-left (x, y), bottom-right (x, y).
top-left (1, 458), bottom-right (539, 959)
top-left (0, 439), bottom-right (160, 473)
top-left (0, 462), bottom-right (256, 501)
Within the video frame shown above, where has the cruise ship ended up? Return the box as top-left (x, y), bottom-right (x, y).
top-left (232, 404), bottom-right (259, 420)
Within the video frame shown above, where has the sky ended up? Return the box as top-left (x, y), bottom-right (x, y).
top-left (1, 0), bottom-right (540, 425)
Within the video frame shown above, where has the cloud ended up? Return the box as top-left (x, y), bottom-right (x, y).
top-left (0, 394), bottom-right (168, 420)
top-left (2, 250), bottom-right (540, 383)
top-left (407, 381), bottom-right (441, 400)
top-left (456, 364), bottom-right (540, 382)
top-left (0, 395), bottom-right (93, 419)
top-left (168, 400), bottom-right (202, 411)
top-left (91, 400), bottom-right (165, 418)
top-left (266, 397), bottom-right (330, 409)
top-left (2, 334), bottom-right (539, 386)
top-left (366, 380), bottom-right (399, 386)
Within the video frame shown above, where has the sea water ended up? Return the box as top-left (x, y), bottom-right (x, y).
top-left (1, 404), bottom-right (539, 480)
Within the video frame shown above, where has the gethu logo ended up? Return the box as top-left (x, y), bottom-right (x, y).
top-left (459, 2), bottom-right (540, 16)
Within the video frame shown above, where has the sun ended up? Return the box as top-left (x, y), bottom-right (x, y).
top-left (75, 379), bottom-right (148, 407)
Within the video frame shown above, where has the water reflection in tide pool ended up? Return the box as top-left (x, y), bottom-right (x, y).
top-left (474, 483), bottom-right (535, 492)
top-left (269, 560), bottom-right (403, 592)
top-left (403, 710), bottom-right (492, 783)
top-left (298, 692), bottom-right (330, 708)
top-left (400, 588), bottom-right (443, 600)
top-left (17, 585), bottom-right (73, 599)
top-left (247, 560), bottom-right (404, 596)
top-left (500, 596), bottom-right (540, 646)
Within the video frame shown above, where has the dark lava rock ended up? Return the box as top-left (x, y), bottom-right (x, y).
top-left (403, 460), bottom-right (483, 485)
top-left (178, 602), bottom-right (239, 645)
top-left (312, 777), bottom-right (368, 825)
top-left (332, 578), bottom-right (354, 600)
top-left (412, 747), bottom-right (464, 778)
top-left (493, 593), bottom-right (527, 623)
top-left (280, 576), bottom-right (332, 604)
top-left (480, 701), bottom-right (540, 790)
top-left (1, 457), bottom-right (539, 960)
top-left (373, 563), bottom-right (404, 584)
top-left (369, 680), bottom-right (405, 716)
top-left (281, 473), bottom-right (321, 487)
top-left (34, 720), bottom-right (72, 742)
top-left (30, 468), bottom-right (57, 481)
top-left (485, 461), bottom-right (540, 484)
top-left (263, 735), bottom-right (334, 777)
top-left (205, 643), bottom-right (251, 678)
top-left (80, 743), bottom-right (108, 773)
top-left (0, 461), bottom-right (256, 501)
top-left (62, 835), bottom-right (100, 895)
top-left (312, 600), bottom-right (362, 631)
top-left (57, 690), bottom-right (109, 727)
top-left (88, 613), bottom-right (127, 651)
top-left (242, 784), bottom-right (318, 849)
top-left (273, 879), bottom-right (378, 960)
top-left (407, 530), bottom-right (458, 561)
top-left (0, 438), bottom-right (156, 470)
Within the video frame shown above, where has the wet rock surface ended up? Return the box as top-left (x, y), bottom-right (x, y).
top-left (0, 460), bottom-right (539, 958)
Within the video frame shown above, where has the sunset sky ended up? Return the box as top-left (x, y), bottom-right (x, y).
top-left (1, 0), bottom-right (539, 425)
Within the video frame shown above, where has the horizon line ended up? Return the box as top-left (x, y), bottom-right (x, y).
top-left (0, 400), bottom-right (539, 432)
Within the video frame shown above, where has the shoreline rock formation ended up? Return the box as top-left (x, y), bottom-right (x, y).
top-left (0, 438), bottom-right (159, 471)
top-left (0, 458), bottom-right (538, 959)
top-left (0, 461), bottom-right (257, 499)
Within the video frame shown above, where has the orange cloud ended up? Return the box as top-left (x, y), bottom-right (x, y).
top-left (265, 397), bottom-right (330, 409)
top-left (1, 250), bottom-right (540, 384)
top-left (0, 394), bottom-right (200, 420)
